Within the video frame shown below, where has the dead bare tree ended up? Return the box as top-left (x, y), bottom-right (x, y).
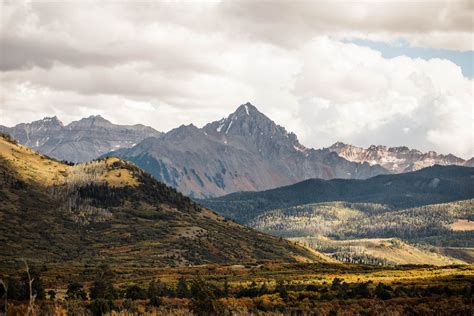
top-left (22, 259), bottom-right (36, 316)
top-left (0, 279), bottom-right (7, 316)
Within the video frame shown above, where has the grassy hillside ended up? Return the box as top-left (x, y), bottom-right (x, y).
top-left (290, 237), bottom-right (465, 266)
top-left (202, 165), bottom-right (474, 223)
top-left (437, 247), bottom-right (474, 263)
top-left (0, 134), bottom-right (326, 270)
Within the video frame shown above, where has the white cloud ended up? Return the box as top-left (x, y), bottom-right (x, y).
top-left (293, 38), bottom-right (473, 157)
top-left (0, 1), bottom-right (472, 158)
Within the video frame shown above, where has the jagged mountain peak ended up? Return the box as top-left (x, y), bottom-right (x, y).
top-left (202, 103), bottom-right (307, 158)
top-left (87, 114), bottom-right (107, 120)
top-left (68, 114), bottom-right (112, 128)
top-left (163, 123), bottom-right (203, 141)
top-left (234, 102), bottom-right (258, 116)
top-left (205, 103), bottom-right (290, 139)
top-left (40, 116), bottom-right (63, 126)
top-left (19, 116), bottom-right (64, 129)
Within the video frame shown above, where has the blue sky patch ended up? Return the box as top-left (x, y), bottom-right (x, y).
top-left (349, 39), bottom-right (473, 79)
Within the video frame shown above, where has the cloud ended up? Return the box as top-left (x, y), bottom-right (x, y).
top-left (0, 1), bottom-right (472, 158)
top-left (293, 38), bottom-right (472, 157)
top-left (2, 1), bottom-right (471, 72)
top-left (218, 0), bottom-right (473, 51)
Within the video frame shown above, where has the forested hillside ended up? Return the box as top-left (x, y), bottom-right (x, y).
top-left (251, 200), bottom-right (474, 246)
top-left (202, 165), bottom-right (474, 223)
top-left (252, 200), bottom-right (474, 264)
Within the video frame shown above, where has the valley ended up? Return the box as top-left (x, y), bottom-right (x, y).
top-left (204, 177), bottom-right (474, 266)
top-left (2, 1), bottom-right (472, 314)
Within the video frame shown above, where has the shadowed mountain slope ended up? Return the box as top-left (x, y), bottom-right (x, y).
top-left (202, 165), bottom-right (474, 223)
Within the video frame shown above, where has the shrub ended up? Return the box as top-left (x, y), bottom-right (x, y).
top-left (66, 282), bottom-right (87, 300)
top-left (125, 284), bottom-right (146, 300)
top-left (89, 299), bottom-right (112, 316)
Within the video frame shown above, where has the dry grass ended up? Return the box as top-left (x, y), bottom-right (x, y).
top-left (0, 138), bottom-right (138, 188)
top-left (450, 219), bottom-right (474, 231)
top-left (0, 139), bottom-right (68, 185)
top-left (291, 236), bottom-right (466, 266)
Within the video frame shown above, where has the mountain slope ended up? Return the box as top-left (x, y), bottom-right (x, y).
top-left (201, 165), bottom-right (474, 223)
top-left (328, 142), bottom-right (466, 173)
top-left (290, 237), bottom-right (465, 266)
top-left (109, 103), bottom-right (388, 198)
top-left (464, 158), bottom-right (474, 167)
top-left (249, 199), bottom-right (474, 248)
top-left (0, 115), bottom-right (162, 163)
top-left (0, 134), bottom-right (325, 268)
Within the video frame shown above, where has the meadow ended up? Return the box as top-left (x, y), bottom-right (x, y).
top-left (1, 261), bottom-right (473, 315)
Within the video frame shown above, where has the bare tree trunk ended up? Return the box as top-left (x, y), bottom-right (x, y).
top-left (0, 279), bottom-right (7, 316)
top-left (22, 259), bottom-right (36, 316)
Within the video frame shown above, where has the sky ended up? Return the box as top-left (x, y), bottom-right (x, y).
top-left (1, 0), bottom-right (473, 158)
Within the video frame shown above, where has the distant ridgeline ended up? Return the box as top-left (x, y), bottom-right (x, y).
top-left (202, 165), bottom-right (474, 223)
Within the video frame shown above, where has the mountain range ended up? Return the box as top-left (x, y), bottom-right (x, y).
top-left (0, 134), bottom-right (322, 267)
top-left (0, 115), bottom-right (161, 163)
top-left (2, 102), bottom-right (471, 198)
top-left (108, 103), bottom-right (387, 197)
top-left (328, 142), bottom-right (470, 173)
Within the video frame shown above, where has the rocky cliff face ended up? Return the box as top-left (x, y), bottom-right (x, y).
top-left (0, 115), bottom-right (161, 162)
top-left (328, 142), bottom-right (466, 173)
top-left (111, 103), bottom-right (388, 198)
top-left (0, 116), bottom-right (64, 149)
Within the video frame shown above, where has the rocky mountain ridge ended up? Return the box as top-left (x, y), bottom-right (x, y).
top-left (328, 142), bottom-right (469, 173)
top-left (0, 115), bottom-right (162, 163)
